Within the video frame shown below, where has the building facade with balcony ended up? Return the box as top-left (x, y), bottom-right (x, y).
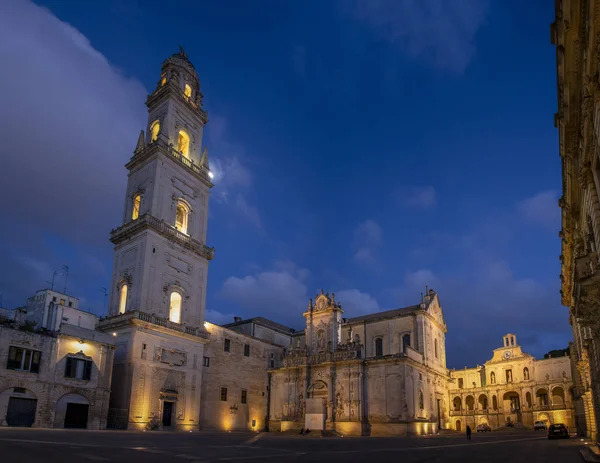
top-left (97, 48), bottom-right (214, 430)
top-left (553, 0), bottom-right (600, 441)
top-left (266, 289), bottom-right (449, 437)
top-left (0, 322), bottom-right (115, 429)
top-left (448, 334), bottom-right (574, 431)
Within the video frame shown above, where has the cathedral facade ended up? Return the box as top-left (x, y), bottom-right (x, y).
top-left (267, 289), bottom-right (449, 436)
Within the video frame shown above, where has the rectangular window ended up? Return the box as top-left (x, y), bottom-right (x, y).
top-left (220, 387), bottom-right (227, 402)
top-left (244, 344), bottom-right (250, 357)
top-left (68, 301), bottom-right (73, 307)
top-left (203, 356), bottom-right (210, 367)
top-left (65, 357), bottom-right (92, 381)
top-left (241, 390), bottom-right (247, 404)
top-left (7, 346), bottom-right (41, 373)
top-left (458, 378), bottom-right (464, 389)
top-left (60, 299), bottom-right (65, 305)
top-left (224, 339), bottom-right (231, 352)
top-left (52, 296), bottom-right (56, 302)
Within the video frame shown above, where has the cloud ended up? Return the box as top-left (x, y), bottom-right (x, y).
top-left (0, 0), bottom-right (147, 309)
top-left (352, 220), bottom-right (382, 265)
top-left (234, 194), bottom-right (263, 231)
top-left (334, 289), bottom-right (379, 317)
top-left (218, 261), bottom-right (311, 325)
top-left (393, 185), bottom-right (436, 210)
top-left (517, 190), bottom-right (560, 229)
top-left (347, 0), bottom-right (488, 74)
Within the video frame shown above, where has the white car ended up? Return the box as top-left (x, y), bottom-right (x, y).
top-left (534, 421), bottom-right (547, 431)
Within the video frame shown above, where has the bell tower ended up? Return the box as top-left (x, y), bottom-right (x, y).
top-left (107, 46), bottom-right (214, 327)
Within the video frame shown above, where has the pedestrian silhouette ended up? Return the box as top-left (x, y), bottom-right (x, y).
top-left (466, 425), bottom-right (472, 440)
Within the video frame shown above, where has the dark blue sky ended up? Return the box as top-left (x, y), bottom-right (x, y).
top-left (0, 0), bottom-right (566, 368)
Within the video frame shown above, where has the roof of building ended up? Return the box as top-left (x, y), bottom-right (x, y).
top-left (223, 316), bottom-right (297, 334)
top-left (344, 305), bottom-right (420, 324)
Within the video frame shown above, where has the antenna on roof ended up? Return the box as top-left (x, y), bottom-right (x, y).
top-left (62, 265), bottom-right (69, 293)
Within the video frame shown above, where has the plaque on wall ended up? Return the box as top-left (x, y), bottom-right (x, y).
top-left (155, 347), bottom-right (187, 367)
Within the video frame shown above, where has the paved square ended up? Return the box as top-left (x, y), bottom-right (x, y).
top-left (0, 428), bottom-right (586, 463)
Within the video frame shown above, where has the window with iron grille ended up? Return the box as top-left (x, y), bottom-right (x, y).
top-left (244, 344), bottom-right (250, 357)
top-left (241, 390), bottom-right (247, 404)
top-left (220, 387), bottom-right (227, 401)
top-left (203, 356), bottom-right (210, 367)
top-left (224, 339), bottom-right (231, 352)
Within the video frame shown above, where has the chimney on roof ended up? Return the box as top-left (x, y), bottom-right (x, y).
top-left (234, 316), bottom-right (242, 322)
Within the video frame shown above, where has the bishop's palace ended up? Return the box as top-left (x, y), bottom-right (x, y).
top-left (0, 50), bottom-right (579, 436)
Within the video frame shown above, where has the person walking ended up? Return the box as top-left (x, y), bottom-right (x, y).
top-left (466, 425), bottom-right (472, 440)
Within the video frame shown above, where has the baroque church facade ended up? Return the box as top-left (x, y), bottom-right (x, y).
top-left (0, 50), bottom-right (576, 435)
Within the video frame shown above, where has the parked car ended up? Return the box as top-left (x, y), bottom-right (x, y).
top-left (476, 424), bottom-right (491, 432)
top-left (534, 421), bottom-right (547, 431)
top-left (548, 423), bottom-right (569, 439)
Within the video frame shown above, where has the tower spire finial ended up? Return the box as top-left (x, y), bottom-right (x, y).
top-left (178, 44), bottom-right (187, 58)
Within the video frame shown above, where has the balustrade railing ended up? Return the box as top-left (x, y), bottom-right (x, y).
top-left (98, 310), bottom-right (209, 339)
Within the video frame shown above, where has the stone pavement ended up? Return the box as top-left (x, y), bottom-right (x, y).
top-left (0, 428), bottom-right (586, 463)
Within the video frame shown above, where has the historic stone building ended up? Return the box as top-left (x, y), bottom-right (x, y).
top-left (553, 0), bottom-right (600, 440)
top-left (0, 319), bottom-right (115, 429)
top-left (448, 334), bottom-right (574, 432)
top-left (97, 47), bottom-right (214, 430)
top-left (266, 289), bottom-right (449, 436)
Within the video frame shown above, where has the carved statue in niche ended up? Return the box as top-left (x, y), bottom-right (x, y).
top-left (335, 391), bottom-right (344, 418)
top-left (298, 394), bottom-right (304, 419)
top-left (317, 330), bottom-right (326, 351)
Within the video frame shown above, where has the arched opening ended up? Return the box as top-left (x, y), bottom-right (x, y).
top-left (525, 391), bottom-right (532, 409)
top-left (402, 333), bottom-right (411, 353)
top-left (419, 390), bottom-right (424, 410)
top-left (492, 395), bottom-right (498, 410)
top-left (455, 419), bottom-right (462, 432)
top-left (453, 396), bottom-right (462, 411)
top-left (118, 285), bottom-right (128, 314)
top-left (374, 337), bottom-right (383, 357)
top-left (465, 395), bottom-right (475, 411)
top-left (54, 393), bottom-right (89, 429)
top-left (150, 120), bottom-right (160, 142)
top-left (169, 292), bottom-right (182, 324)
top-left (1, 387), bottom-right (37, 427)
top-left (551, 387), bottom-right (565, 406)
top-left (537, 412), bottom-right (550, 426)
top-left (536, 388), bottom-right (549, 406)
top-left (523, 367), bottom-right (530, 380)
top-left (175, 202), bottom-right (189, 234)
top-left (132, 194), bottom-right (141, 220)
top-left (503, 391), bottom-right (520, 413)
top-left (177, 130), bottom-right (190, 159)
top-left (490, 371), bottom-right (496, 384)
top-left (478, 394), bottom-right (488, 410)
top-left (434, 339), bottom-right (439, 358)
top-left (478, 416), bottom-right (489, 425)
top-left (184, 84), bottom-right (192, 99)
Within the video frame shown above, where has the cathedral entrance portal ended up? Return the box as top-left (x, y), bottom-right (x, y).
top-left (305, 380), bottom-right (327, 430)
top-left (162, 401), bottom-right (174, 427)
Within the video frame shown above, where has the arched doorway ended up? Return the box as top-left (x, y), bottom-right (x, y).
top-left (55, 393), bottom-right (90, 429)
top-left (453, 396), bottom-right (462, 411)
top-left (1, 387), bottom-right (37, 427)
top-left (551, 387), bottom-right (565, 406)
top-left (465, 395), bottom-right (475, 411)
top-left (456, 420), bottom-right (462, 432)
top-left (478, 394), bottom-right (488, 411)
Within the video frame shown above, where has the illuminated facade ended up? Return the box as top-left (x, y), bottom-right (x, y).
top-left (97, 48), bottom-right (214, 430)
top-left (448, 335), bottom-right (574, 432)
top-left (0, 322), bottom-right (115, 429)
top-left (553, 0), bottom-right (600, 441)
top-left (267, 289), bottom-right (449, 436)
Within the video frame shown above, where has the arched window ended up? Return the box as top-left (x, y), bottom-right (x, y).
top-left (118, 285), bottom-right (128, 314)
top-left (434, 339), bottom-right (439, 359)
top-left (132, 194), bottom-right (141, 220)
top-left (375, 337), bottom-right (383, 357)
top-left (184, 84), bottom-right (192, 99)
top-left (523, 367), bottom-right (529, 380)
top-left (490, 372), bottom-right (496, 384)
top-left (169, 292), bottom-right (182, 324)
top-left (161, 74), bottom-right (167, 86)
top-left (150, 120), bottom-right (160, 142)
top-left (177, 130), bottom-right (190, 158)
top-left (175, 202), bottom-right (190, 234)
top-left (419, 390), bottom-right (424, 410)
top-left (402, 333), bottom-right (411, 353)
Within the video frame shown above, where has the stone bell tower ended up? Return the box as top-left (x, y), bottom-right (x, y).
top-left (99, 48), bottom-right (213, 431)
top-left (107, 46), bottom-right (214, 326)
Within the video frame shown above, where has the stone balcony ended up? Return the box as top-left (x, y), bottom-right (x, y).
top-left (97, 310), bottom-right (209, 340)
top-left (127, 138), bottom-right (213, 188)
top-left (110, 213), bottom-right (214, 261)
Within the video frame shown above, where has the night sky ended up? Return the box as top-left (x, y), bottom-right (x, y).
top-left (0, 0), bottom-right (567, 368)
